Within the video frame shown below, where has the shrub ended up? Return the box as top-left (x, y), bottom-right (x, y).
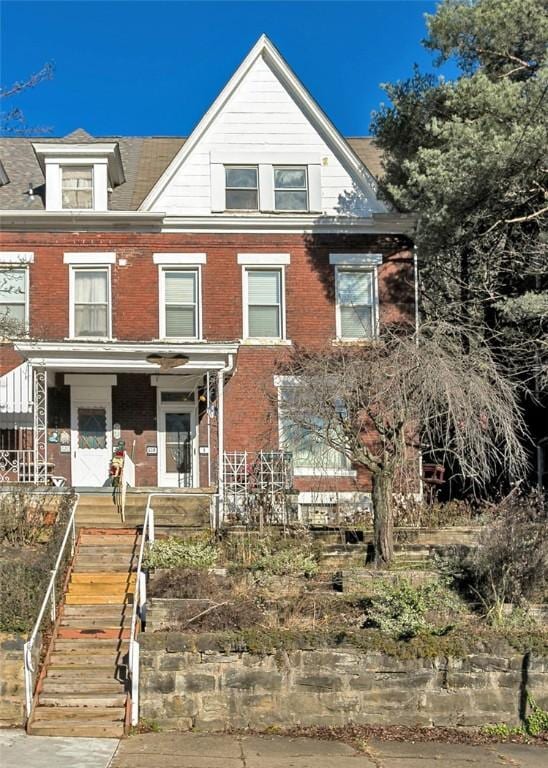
top-left (144, 537), bottom-right (219, 570)
top-left (363, 580), bottom-right (462, 639)
top-left (526, 694), bottom-right (548, 737)
top-left (0, 490), bottom-right (75, 633)
top-left (251, 548), bottom-right (318, 577)
top-left (446, 490), bottom-right (547, 625)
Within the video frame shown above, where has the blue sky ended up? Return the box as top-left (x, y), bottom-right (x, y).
top-left (1, 1), bottom-right (458, 138)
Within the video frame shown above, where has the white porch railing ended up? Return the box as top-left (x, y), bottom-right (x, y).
top-left (23, 493), bottom-right (80, 721)
top-left (0, 448), bottom-right (34, 483)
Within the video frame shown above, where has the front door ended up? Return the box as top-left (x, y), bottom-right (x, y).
top-left (71, 394), bottom-right (112, 487)
top-left (158, 406), bottom-right (196, 487)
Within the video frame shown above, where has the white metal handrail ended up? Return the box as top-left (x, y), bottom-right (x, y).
top-left (127, 491), bottom-right (216, 726)
top-left (23, 492), bottom-right (80, 720)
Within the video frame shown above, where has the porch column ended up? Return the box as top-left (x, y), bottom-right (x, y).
top-left (33, 367), bottom-right (48, 484)
top-left (217, 368), bottom-right (224, 526)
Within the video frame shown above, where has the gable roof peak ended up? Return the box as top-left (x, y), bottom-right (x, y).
top-left (63, 128), bottom-right (94, 141)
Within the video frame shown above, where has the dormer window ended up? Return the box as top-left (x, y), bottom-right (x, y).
top-left (61, 166), bottom-right (93, 209)
top-left (32, 141), bottom-right (124, 212)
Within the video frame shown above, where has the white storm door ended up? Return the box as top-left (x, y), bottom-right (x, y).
top-left (158, 406), bottom-right (197, 487)
top-left (71, 392), bottom-right (112, 487)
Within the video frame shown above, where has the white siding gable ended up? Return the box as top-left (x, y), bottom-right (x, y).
top-left (148, 50), bottom-right (386, 218)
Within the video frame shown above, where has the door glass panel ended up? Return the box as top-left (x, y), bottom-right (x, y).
top-left (165, 412), bottom-right (192, 481)
top-left (78, 408), bottom-right (107, 449)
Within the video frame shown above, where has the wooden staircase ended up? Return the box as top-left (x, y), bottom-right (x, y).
top-left (27, 527), bottom-right (139, 738)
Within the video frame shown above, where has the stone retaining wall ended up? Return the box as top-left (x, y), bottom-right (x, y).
top-left (139, 633), bottom-right (548, 731)
top-left (0, 632), bottom-right (38, 727)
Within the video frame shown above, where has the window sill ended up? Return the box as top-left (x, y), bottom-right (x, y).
top-left (293, 467), bottom-right (357, 478)
top-left (65, 336), bottom-right (114, 343)
top-left (156, 337), bottom-right (203, 343)
top-left (331, 338), bottom-right (378, 346)
top-left (240, 338), bottom-right (292, 346)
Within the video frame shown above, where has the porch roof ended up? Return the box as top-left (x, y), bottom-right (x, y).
top-left (14, 340), bottom-right (239, 373)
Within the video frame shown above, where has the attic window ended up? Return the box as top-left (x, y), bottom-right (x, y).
top-left (62, 167), bottom-right (93, 209)
top-left (225, 167), bottom-right (258, 210)
top-left (274, 167), bottom-right (308, 211)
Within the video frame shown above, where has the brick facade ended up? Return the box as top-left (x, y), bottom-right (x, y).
top-left (0, 230), bottom-right (414, 489)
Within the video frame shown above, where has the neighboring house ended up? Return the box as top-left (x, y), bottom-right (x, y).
top-left (0, 36), bottom-right (415, 517)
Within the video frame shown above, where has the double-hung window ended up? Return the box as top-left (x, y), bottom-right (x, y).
top-left (336, 268), bottom-right (377, 340)
top-left (244, 268), bottom-right (283, 339)
top-left (274, 167), bottom-right (308, 211)
top-left (71, 267), bottom-right (110, 338)
top-left (0, 267), bottom-right (28, 333)
top-left (225, 167), bottom-right (259, 210)
top-left (161, 269), bottom-right (199, 339)
top-left (62, 166), bottom-right (93, 209)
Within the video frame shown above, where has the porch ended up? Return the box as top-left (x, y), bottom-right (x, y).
top-left (2, 341), bottom-right (238, 495)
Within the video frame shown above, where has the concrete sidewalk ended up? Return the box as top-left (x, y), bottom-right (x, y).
top-left (0, 729), bottom-right (118, 768)
top-left (1, 730), bottom-right (546, 768)
top-left (110, 732), bottom-right (547, 768)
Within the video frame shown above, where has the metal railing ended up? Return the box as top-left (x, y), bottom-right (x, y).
top-left (127, 493), bottom-right (157, 727)
top-left (23, 493), bottom-right (80, 720)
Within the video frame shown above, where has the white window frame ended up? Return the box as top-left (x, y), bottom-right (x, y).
top-left (224, 165), bottom-right (259, 211)
top-left (0, 264), bottom-right (30, 334)
top-left (60, 165), bottom-right (94, 211)
top-left (274, 376), bottom-right (355, 477)
top-left (158, 266), bottom-right (202, 341)
top-left (330, 254), bottom-right (382, 341)
top-left (241, 265), bottom-right (286, 343)
top-left (273, 166), bottom-right (309, 212)
top-left (69, 265), bottom-right (112, 341)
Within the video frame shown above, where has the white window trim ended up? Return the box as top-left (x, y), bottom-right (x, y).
top-left (0, 263), bottom-right (30, 334)
top-left (64, 253), bottom-right (116, 265)
top-left (242, 265), bottom-right (286, 343)
top-left (68, 264), bottom-right (112, 341)
top-left (275, 380), bottom-right (356, 478)
top-left (329, 253), bottom-right (383, 266)
top-left (334, 265), bottom-right (380, 341)
top-left (153, 253), bottom-right (207, 265)
top-left (158, 266), bottom-right (202, 341)
top-left (273, 166), bottom-right (309, 213)
top-left (0, 252), bottom-right (34, 264)
top-left (224, 165), bottom-right (260, 212)
top-left (237, 253), bottom-right (290, 266)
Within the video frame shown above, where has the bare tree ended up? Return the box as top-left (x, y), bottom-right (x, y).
top-left (1, 63), bottom-right (54, 135)
top-left (277, 323), bottom-right (528, 566)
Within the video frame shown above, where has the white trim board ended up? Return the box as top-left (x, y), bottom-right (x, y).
top-left (153, 253), bottom-right (207, 265)
top-left (0, 252), bottom-right (34, 263)
top-left (237, 253), bottom-right (290, 265)
top-left (64, 252), bottom-right (116, 264)
top-left (329, 253), bottom-right (383, 266)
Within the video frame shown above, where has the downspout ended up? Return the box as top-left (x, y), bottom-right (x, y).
top-left (413, 242), bottom-right (424, 501)
top-left (217, 353), bottom-right (235, 529)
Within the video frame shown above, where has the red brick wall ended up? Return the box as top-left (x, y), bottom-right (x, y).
top-left (1, 231), bottom-right (414, 489)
